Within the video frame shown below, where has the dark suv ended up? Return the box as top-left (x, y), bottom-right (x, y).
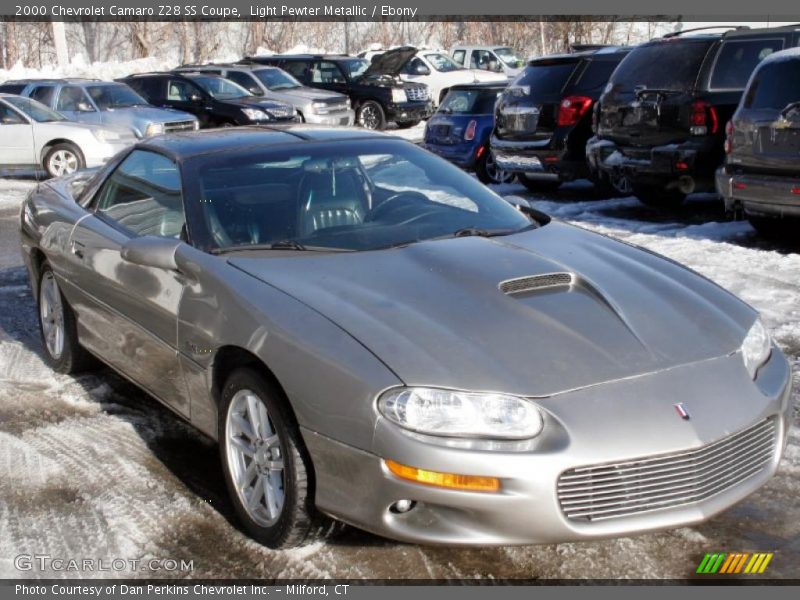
top-left (245, 47), bottom-right (433, 130)
top-left (716, 48), bottom-right (800, 237)
top-left (491, 47), bottom-right (630, 193)
top-left (119, 71), bottom-right (296, 128)
top-left (587, 26), bottom-right (800, 207)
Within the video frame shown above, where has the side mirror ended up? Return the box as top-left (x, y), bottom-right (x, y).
top-left (249, 86), bottom-right (264, 96)
top-left (415, 64), bottom-right (431, 76)
top-left (121, 236), bottom-right (182, 271)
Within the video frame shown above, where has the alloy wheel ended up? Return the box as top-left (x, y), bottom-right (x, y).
top-left (609, 171), bottom-right (632, 195)
top-left (225, 389), bottom-right (286, 526)
top-left (485, 152), bottom-right (515, 184)
top-left (39, 271), bottom-right (65, 360)
top-left (359, 105), bottom-right (380, 129)
top-left (48, 150), bottom-right (79, 176)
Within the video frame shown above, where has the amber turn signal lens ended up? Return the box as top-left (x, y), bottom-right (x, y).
top-left (384, 459), bottom-right (500, 492)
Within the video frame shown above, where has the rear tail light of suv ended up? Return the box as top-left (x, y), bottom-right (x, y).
top-left (690, 100), bottom-right (719, 136)
top-left (557, 96), bottom-right (593, 127)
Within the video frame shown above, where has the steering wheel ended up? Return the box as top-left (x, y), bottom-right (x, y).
top-left (366, 191), bottom-right (429, 222)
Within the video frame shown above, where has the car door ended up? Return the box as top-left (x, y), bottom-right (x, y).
top-left (225, 70), bottom-right (265, 97)
top-left (0, 101), bottom-right (35, 167)
top-left (55, 85), bottom-right (102, 125)
top-left (164, 78), bottom-right (214, 127)
top-left (67, 149), bottom-right (191, 416)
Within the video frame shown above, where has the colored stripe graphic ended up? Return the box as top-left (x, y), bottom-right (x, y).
top-left (697, 552), bottom-right (773, 574)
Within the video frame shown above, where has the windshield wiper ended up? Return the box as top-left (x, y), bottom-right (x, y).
top-left (212, 240), bottom-right (356, 254)
top-left (269, 239), bottom-right (307, 250)
top-left (452, 227), bottom-right (521, 238)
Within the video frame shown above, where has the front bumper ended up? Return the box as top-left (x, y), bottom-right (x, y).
top-left (587, 137), bottom-right (717, 192)
top-left (385, 101), bottom-right (434, 123)
top-left (491, 135), bottom-right (587, 181)
top-left (716, 165), bottom-right (800, 218)
top-left (305, 350), bottom-right (792, 545)
top-left (304, 109), bottom-right (355, 126)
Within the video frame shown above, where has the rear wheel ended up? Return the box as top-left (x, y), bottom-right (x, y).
top-left (518, 173), bottom-right (561, 193)
top-left (43, 143), bottom-right (84, 178)
top-left (633, 184), bottom-right (686, 208)
top-left (747, 215), bottom-right (794, 239)
top-left (219, 368), bottom-right (341, 548)
top-left (357, 101), bottom-right (386, 131)
top-left (475, 149), bottom-right (516, 185)
top-left (37, 263), bottom-right (94, 374)
top-left (395, 120), bottom-right (420, 129)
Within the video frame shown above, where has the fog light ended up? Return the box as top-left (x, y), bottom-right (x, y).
top-left (390, 499), bottom-right (416, 514)
top-left (384, 459), bottom-right (500, 492)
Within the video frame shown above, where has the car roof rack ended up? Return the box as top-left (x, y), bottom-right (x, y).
top-left (663, 25), bottom-right (749, 38)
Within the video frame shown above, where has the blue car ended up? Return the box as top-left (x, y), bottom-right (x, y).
top-left (422, 82), bottom-right (514, 184)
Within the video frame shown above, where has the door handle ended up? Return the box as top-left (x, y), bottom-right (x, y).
top-left (71, 241), bottom-right (85, 259)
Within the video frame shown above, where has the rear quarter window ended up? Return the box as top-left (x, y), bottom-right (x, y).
top-left (0, 84), bottom-right (26, 95)
top-left (512, 62), bottom-right (578, 95)
top-left (744, 60), bottom-right (800, 109)
top-left (709, 38), bottom-right (784, 90)
top-left (610, 40), bottom-right (714, 91)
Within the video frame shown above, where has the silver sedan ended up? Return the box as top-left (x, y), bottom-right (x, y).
top-left (19, 126), bottom-right (793, 548)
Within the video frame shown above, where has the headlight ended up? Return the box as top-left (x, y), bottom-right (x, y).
top-left (378, 387), bottom-right (544, 439)
top-left (242, 107), bottom-right (269, 121)
top-left (92, 129), bottom-right (121, 142)
top-left (144, 122), bottom-right (164, 137)
top-left (741, 318), bottom-right (771, 379)
top-left (192, 120), bottom-right (200, 130)
top-left (392, 88), bottom-right (408, 103)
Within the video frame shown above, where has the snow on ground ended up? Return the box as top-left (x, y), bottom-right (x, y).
top-left (0, 175), bottom-right (798, 579)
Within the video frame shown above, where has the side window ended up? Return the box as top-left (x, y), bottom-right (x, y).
top-left (29, 86), bottom-right (56, 107)
top-left (573, 60), bottom-right (621, 92)
top-left (452, 50), bottom-right (466, 66)
top-left (282, 60), bottom-right (310, 82)
top-left (95, 150), bottom-right (185, 239)
top-left (0, 103), bottom-right (26, 124)
top-left (56, 86), bottom-right (94, 112)
top-left (312, 61), bottom-right (346, 84)
top-left (403, 57), bottom-right (426, 75)
top-left (226, 71), bottom-right (262, 95)
top-left (167, 79), bottom-right (198, 101)
top-left (471, 50), bottom-right (497, 70)
top-left (710, 38), bottom-right (785, 90)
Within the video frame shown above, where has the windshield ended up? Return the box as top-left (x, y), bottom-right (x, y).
top-left (186, 139), bottom-right (534, 253)
top-left (609, 40), bottom-right (712, 91)
top-left (4, 96), bottom-right (64, 122)
top-left (87, 84), bottom-right (148, 109)
top-left (744, 60), bottom-right (800, 110)
top-left (342, 58), bottom-right (370, 79)
top-left (494, 47), bottom-right (524, 69)
top-left (192, 76), bottom-right (252, 99)
top-left (439, 89), bottom-right (501, 114)
top-left (253, 68), bottom-right (302, 90)
top-left (425, 53), bottom-right (462, 72)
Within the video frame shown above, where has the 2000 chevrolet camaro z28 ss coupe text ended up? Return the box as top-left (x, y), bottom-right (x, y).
top-left (20, 126), bottom-right (792, 548)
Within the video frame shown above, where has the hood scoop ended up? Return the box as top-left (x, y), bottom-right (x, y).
top-left (499, 273), bottom-right (574, 295)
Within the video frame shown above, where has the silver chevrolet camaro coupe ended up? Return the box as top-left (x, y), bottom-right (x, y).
top-left (19, 126), bottom-right (792, 549)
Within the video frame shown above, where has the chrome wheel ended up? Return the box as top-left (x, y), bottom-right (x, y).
top-left (39, 271), bottom-right (65, 360)
top-left (48, 149), bottom-right (79, 177)
top-left (485, 152), bottom-right (515, 184)
top-left (358, 104), bottom-right (381, 130)
top-left (225, 389), bottom-right (285, 527)
top-left (609, 171), bottom-right (632, 195)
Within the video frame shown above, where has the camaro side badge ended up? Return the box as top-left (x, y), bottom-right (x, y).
top-left (674, 403), bottom-right (691, 420)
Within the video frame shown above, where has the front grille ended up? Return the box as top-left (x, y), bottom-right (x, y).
top-left (164, 120), bottom-right (196, 132)
top-left (265, 105), bottom-right (295, 120)
top-left (557, 418), bottom-right (777, 522)
top-left (499, 273), bottom-right (573, 295)
top-left (405, 86), bottom-right (429, 102)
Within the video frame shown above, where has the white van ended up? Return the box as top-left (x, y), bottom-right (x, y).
top-left (450, 45), bottom-right (525, 78)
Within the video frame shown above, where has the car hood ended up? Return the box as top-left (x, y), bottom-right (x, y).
top-left (229, 222), bottom-right (755, 397)
top-left (275, 87), bottom-right (346, 102)
top-left (363, 46), bottom-right (418, 77)
top-left (229, 96), bottom-right (293, 110)
top-left (104, 105), bottom-right (197, 124)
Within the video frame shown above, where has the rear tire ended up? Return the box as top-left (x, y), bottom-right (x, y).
top-left (37, 263), bottom-right (94, 374)
top-left (633, 184), bottom-right (686, 208)
top-left (219, 368), bottom-right (342, 548)
top-left (747, 215), bottom-right (794, 240)
top-left (518, 172), bottom-right (561, 193)
top-left (395, 120), bottom-right (420, 129)
top-left (475, 149), bottom-right (516, 185)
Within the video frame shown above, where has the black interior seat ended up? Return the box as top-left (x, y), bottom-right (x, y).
top-left (297, 167), bottom-right (367, 236)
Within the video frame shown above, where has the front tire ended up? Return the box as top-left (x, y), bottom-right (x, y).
top-left (37, 263), bottom-right (93, 374)
top-left (356, 101), bottom-right (386, 130)
top-left (43, 143), bottom-right (85, 178)
top-left (219, 368), bottom-right (338, 548)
